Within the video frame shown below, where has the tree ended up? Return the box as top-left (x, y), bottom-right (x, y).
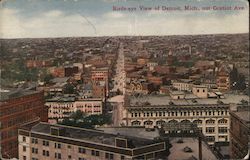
top-left (64, 83), bottom-right (75, 94)
top-left (44, 74), bottom-right (54, 84)
top-left (71, 110), bottom-right (86, 120)
top-left (59, 110), bottom-right (112, 129)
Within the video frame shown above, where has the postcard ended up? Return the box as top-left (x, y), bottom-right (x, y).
top-left (0, 0), bottom-right (249, 160)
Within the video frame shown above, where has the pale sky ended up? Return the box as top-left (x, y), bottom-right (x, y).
top-left (0, 0), bottom-right (249, 38)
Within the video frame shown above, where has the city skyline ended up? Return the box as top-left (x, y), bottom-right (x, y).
top-left (0, 0), bottom-right (249, 38)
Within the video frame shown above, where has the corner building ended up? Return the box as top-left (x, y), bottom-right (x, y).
top-left (0, 90), bottom-right (48, 158)
top-left (18, 122), bottom-right (166, 160)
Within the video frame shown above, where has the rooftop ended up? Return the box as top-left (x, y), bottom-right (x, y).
top-left (128, 94), bottom-right (249, 107)
top-left (97, 126), bottom-right (160, 140)
top-left (0, 88), bottom-right (39, 102)
top-left (234, 111), bottom-right (250, 122)
top-left (30, 123), bottom-right (158, 148)
top-left (168, 138), bottom-right (218, 160)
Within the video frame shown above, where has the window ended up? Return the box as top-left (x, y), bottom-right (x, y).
top-left (96, 151), bottom-right (100, 156)
top-left (206, 119), bottom-right (215, 124)
top-left (32, 158), bottom-right (38, 160)
top-left (105, 153), bottom-right (109, 159)
top-left (23, 156), bottom-right (27, 160)
top-left (91, 150), bottom-right (99, 156)
top-left (218, 127), bottom-right (228, 133)
top-left (23, 146), bottom-right (26, 152)
top-left (218, 119), bottom-right (228, 124)
top-left (68, 145), bottom-right (71, 149)
top-left (55, 153), bottom-right (61, 159)
top-left (68, 155), bottom-right (72, 159)
top-left (55, 143), bottom-right (61, 149)
top-left (79, 158), bottom-right (85, 160)
top-left (78, 147), bottom-right (86, 154)
top-left (43, 150), bottom-right (49, 157)
top-left (206, 136), bottom-right (215, 142)
top-left (219, 136), bottom-right (228, 141)
top-left (121, 156), bottom-right (125, 160)
top-left (32, 138), bottom-right (38, 144)
top-left (23, 136), bottom-right (26, 142)
top-left (32, 148), bottom-right (38, 154)
top-left (105, 153), bottom-right (114, 160)
top-left (206, 127), bottom-right (215, 133)
top-left (43, 140), bottom-right (49, 146)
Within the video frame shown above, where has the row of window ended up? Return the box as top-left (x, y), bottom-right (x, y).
top-left (23, 145), bottom-right (125, 160)
top-left (131, 110), bottom-right (228, 118)
top-left (0, 100), bottom-right (42, 117)
top-left (131, 118), bottom-right (228, 126)
top-left (206, 127), bottom-right (228, 134)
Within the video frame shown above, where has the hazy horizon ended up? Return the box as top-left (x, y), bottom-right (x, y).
top-left (0, 0), bottom-right (249, 39)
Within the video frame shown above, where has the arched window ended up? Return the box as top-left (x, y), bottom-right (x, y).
top-left (206, 119), bottom-right (215, 124)
top-left (168, 119), bottom-right (178, 123)
top-left (180, 119), bottom-right (191, 123)
top-left (156, 120), bottom-right (166, 126)
top-left (218, 119), bottom-right (228, 124)
top-left (144, 120), bottom-right (153, 125)
top-left (193, 119), bottom-right (202, 124)
top-left (132, 121), bottom-right (141, 126)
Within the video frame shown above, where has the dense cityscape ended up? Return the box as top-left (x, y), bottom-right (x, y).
top-left (0, 33), bottom-right (249, 160)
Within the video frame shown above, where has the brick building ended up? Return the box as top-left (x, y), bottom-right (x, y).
top-left (229, 105), bottom-right (250, 159)
top-left (0, 89), bottom-right (48, 158)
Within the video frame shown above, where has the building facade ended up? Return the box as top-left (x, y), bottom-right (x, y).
top-left (122, 94), bottom-right (249, 145)
top-left (123, 103), bottom-right (230, 145)
top-left (91, 68), bottom-right (110, 96)
top-left (0, 90), bottom-right (48, 158)
top-left (46, 97), bottom-right (103, 123)
top-left (229, 105), bottom-right (250, 159)
top-left (18, 122), bottom-right (166, 160)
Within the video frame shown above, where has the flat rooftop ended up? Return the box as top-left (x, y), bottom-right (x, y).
top-left (233, 110), bottom-right (250, 123)
top-left (168, 138), bottom-right (218, 160)
top-left (128, 94), bottom-right (249, 107)
top-left (97, 127), bottom-right (160, 140)
top-left (0, 88), bottom-right (39, 102)
top-left (30, 123), bottom-right (157, 148)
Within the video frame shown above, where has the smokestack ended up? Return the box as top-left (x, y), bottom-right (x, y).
top-left (198, 136), bottom-right (202, 160)
top-left (189, 45), bottom-right (192, 55)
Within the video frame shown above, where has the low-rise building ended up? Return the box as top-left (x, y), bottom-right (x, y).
top-left (46, 97), bottom-right (103, 123)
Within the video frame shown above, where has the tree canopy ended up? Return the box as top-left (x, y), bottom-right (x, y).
top-left (59, 110), bottom-right (112, 129)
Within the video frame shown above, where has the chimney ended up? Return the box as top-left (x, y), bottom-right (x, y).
top-left (198, 136), bottom-right (202, 160)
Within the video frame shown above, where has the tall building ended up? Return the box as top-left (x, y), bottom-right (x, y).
top-left (0, 89), bottom-right (48, 158)
top-left (18, 122), bottom-right (167, 160)
top-left (216, 66), bottom-right (231, 92)
top-left (229, 105), bottom-right (250, 159)
top-left (91, 68), bottom-right (109, 96)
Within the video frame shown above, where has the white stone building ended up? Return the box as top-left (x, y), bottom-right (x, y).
top-left (122, 94), bottom-right (249, 145)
